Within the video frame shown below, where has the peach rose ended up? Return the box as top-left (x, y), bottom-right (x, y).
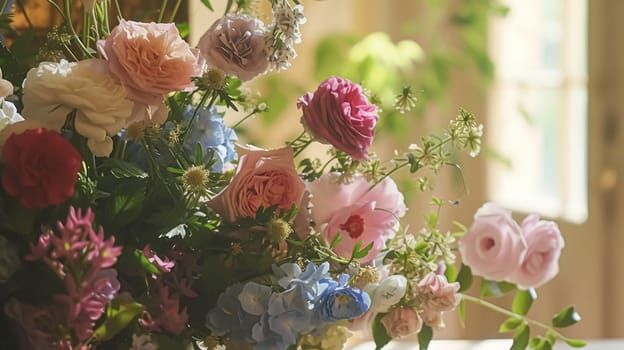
top-left (208, 147), bottom-right (305, 222)
top-left (458, 203), bottom-right (527, 281)
top-left (98, 20), bottom-right (204, 106)
top-left (509, 214), bottom-right (565, 289)
top-left (417, 272), bottom-right (460, 312)
top-left (198, 14), bottom-right (269, 81)
top-left (380, 306), bottom-right (422, 339)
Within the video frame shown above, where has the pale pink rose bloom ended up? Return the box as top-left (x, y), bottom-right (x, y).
top-left (208, 147), bottom-right (305, 222)
top-left (298, 77), bottom-right (378, 161)
top-left (380, 306), bottom-right (422, 339)
top-left (98, 20), bottom-right (204, 106)
top-left (458, 203), bottom-right (527, 281)
top-left (417, 272), bottom-right (460, 312)
top-left (198, 13), bottom-right (269, 81)
top-left (420, 309), bottom-right (445, 329)
top-left (509, 214), bottom-right (565, 289)
top-left (308, 173), bottom-right (406, 264)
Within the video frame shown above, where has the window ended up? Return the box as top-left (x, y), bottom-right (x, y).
top-left (487, 0), bottom-right (588, 222)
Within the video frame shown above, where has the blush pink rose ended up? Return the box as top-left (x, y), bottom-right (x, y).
top-left (208, 147), bottom-right (305, 222)
top-left (297, 77), bottom-right (378, 161)
top-left (420, 309), bottom-right (445, 330)
top-left (98, 20), bottom-right (204, 106)
top-left (308, 173), bottom-right (406, 264)
top-left (198, 14), bottom-right (269, 81)
top-left (380, 306), bottom-right (422, 339)
top-left (417, 272), bottom-right (460, 312)
top-left (458, 203), bottom-right (527, 281)
top-left (509, 214), bottom-right (565, 289)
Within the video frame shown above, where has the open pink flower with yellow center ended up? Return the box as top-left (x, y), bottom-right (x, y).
top-left (308, 173), bottom-right (406, 263)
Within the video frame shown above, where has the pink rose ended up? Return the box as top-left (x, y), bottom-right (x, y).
top-left (208, 147), bottom-right (305, 222)
top-left (297, 77), bottom-right (378, 161)
top-left (380, 306), bottom-right (422, 339)
top-left (98, 20), bottom-right (204, 106)
top-left (417, 272), bottom-right (460, 312)
top-left (509, 214), bottom-right (564, 289)
top-left (458, 203), bottom-right (527, 281)
top-left (308, 173), bottom-right (406, 263)
top-left (198, 14), bottom-right (269, 81)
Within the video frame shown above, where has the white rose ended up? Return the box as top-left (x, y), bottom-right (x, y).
top-left (22, 59), bottom-right (134, 157)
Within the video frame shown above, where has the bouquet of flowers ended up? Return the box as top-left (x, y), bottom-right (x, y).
top-left (0, 1), bottom-right (585, 350)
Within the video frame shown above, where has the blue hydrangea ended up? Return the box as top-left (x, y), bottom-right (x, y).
top-left (183, 106), bottom-right (237, 173)
top-left (205, 283), bottom-right (259, 342)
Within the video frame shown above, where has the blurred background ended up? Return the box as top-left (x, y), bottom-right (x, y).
top-left (10, 0), bottom-right (624, 341)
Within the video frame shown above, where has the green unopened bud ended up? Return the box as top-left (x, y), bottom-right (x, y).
top-left (266, 218), bottom-right (292, 243)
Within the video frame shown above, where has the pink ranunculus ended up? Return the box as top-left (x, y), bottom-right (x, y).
top-left (458, 203), bottom-right (527, 281)
top-left (308, 173), bottom-right (406, 264)
top-left (208, 147), bottom-right (305, 222)
top-left (380, 306), bottom-right (422, 339)
top-left (417, 272), bottom-right (460, 312)
top-left (297, 77), bottom-right (378, 161)
top-left (509, 214), bottom-right (565, 289)
top-left (98, 20), bottom-right (204, 107)
top-left (198, 13), bottom-right (269, 81)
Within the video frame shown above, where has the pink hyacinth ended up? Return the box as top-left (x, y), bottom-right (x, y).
top-left (143, 245), bottom-right (176, 273)
top-left (140, 285), bottom-right (188, 335)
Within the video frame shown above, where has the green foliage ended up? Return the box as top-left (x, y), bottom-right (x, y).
top-left (92, 299), bottom-right (144, 342)
top-left (456, 264), bottom-right (473, 292)
top-left (480, 280), bottom-right (517, 297)
top-left (499, 317), bottom-right (524, 333)
top-left (512, 289), bottom-right (537, 316)
top-left (418, 325), bottom-right (433, 350)
top-left (552, 306), bottom-right (582, 328)
top-left (372, 313), bottom-right (392, 350)
top-left (510, 324), bottom-right (530, 350)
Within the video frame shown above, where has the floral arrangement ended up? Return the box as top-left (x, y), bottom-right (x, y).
top-left (0, 1), bottom-right (585, 350)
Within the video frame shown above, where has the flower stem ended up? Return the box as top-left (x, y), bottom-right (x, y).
top-left (461, 294), bottom-right (576, 343)
top-left (232, 109), bottom-right (259, 130)
top-left (157, 0), bottom-right (169, 22)
top-left (168, 0), bottom-right (183, 22)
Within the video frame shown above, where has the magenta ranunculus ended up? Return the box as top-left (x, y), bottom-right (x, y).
top-left (208, 147), bottom-right (305, 223)
top-left (308, 173), bottom-right (406, 264)
top-left (297, 77), bottom-right (378, 161)
top-left (98, 20), bottom-right (204, 106)
top-left (458, 203), bottom-right (527, 282)
top-left (509, 214), bottom-right (565, 289)
top-left (198, 13), bottom-right (269, 81)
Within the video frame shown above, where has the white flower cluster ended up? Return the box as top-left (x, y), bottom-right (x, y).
top-left (266, 1), bottom-right (306, 71)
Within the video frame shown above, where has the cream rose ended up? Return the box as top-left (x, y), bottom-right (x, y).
top-left (21, 59), bottom-right (134, 157)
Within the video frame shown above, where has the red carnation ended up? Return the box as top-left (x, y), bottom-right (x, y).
top-left (2, 128), bottom-right (81, 209)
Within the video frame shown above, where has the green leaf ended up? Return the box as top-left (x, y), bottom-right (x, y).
top-left (456, 264), bottom-right (473, 292)
top-left (418, 325), bottom-right (433, 350)
top-left (200, 0), bottom-right (214, 11)
top-left (480, 280), bottom-right (517, 297)
top-left (353, 241), bottom-right (374, 259)
top-left (564, 339), bottom-right (587, 348)
top-left (100, 159), bottom-right (148, 178)
top-left (510, 324), bottom-right (530, 350)
top-left (458, 298), bottom-right (466, 327)
top-left (499, 317), bottom-right (523, 333)
top-left (92, 299), bottom-right (144, 342)
top-left (372, 313), bottom-right (392, 350)
top-left (330, 232), bottom-right (343, 249)
top-left (512, 289), bottom-right (536, 316)
top-left (133, 249), bottom-right (161, 275)
top-left (195, 142), bottom-right (203, 165)
top-left (552, 306), bottom-right (582, 328)
top-left (444, 263), bottom-right (458, 282)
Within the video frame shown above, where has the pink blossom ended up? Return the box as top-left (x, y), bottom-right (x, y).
top-left (208, 147), bottom-right (305, 222)
top-left (308, 173), bottom-right (406, 263)
top-left (458, 203), bottom-right (527, 281)
top-left (98, 20), bottom-right (204, 106)
top-left (509, 214), bottom-right (565, 289)
top-left (417, 272), bottom-right (460, 312)
top-left (420, 309), bottom-right (445, 329)
top-left (140, 285), bottom-right (188, 335)
top-left (380, 306), bottom-right (422, 339)
top-left (143, 245), bottom-right (175, 273)
top-left (298, 77), bottom-right (378, 160)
